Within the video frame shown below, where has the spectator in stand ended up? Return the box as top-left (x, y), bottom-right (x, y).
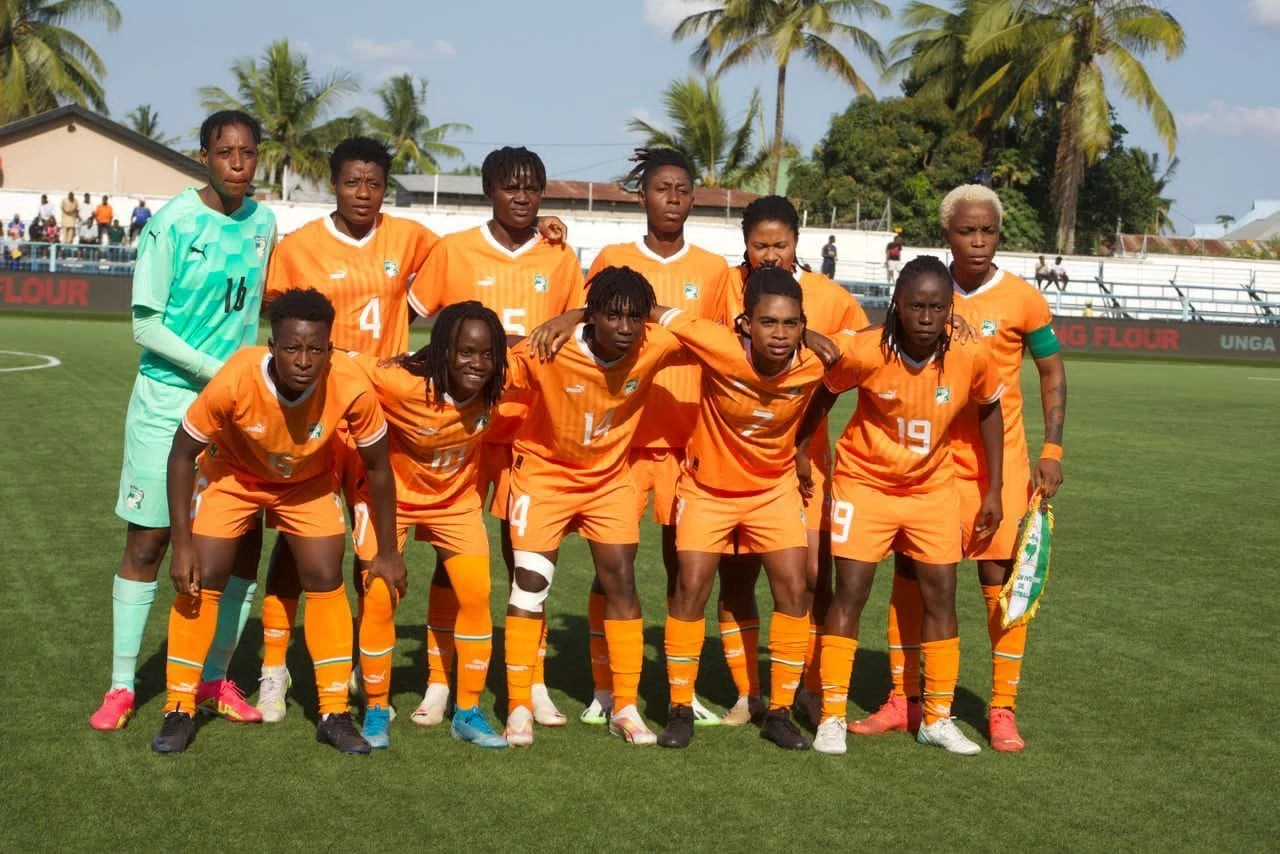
top-left (95, 195), bottom-right (114, 240)
top-left (106, 218), bottom-right (126, 245)
top-left (29, 215), bottom-right (45, 242)
top-left (129, 200), bottom-right (152, 244)
top-left (83, 191), bottom-right (92, 209)
top-left (885, 230), bottom-right (904, 283)
top-left (7, 214), bottom-right (23, 242)
top-left (1051, 256), bottom-right (1068, 291)
top-left (42, 216), bottom-right (59, 244)
top-left (1034, 255), bottom-right (1051, 289)
top-left (79, 213), bottom-right (99, 244)
top-left (38, 194), bottom-right (55, 221)
top-left (61, 192), bottom-right (80, 243)
top-left (821, 235), bottom-right (838, 278)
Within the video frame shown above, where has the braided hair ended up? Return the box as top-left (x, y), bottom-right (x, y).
top-left (881, 255), bottom-right (953, 367)
top-left (620, 147), bottom-right (695, 193)
top-left (481, 146), bottom-right (547, 196)
top-left (399, 301), bottom-right (507, 411)
top-left (585, 265), bottom-right (656, 321)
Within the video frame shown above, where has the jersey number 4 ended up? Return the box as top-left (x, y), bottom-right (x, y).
top-left (360, 297), bottom-right (382, 340)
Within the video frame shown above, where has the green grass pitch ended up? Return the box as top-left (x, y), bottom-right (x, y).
top-left (0, 315), bottom-right (1275, 850)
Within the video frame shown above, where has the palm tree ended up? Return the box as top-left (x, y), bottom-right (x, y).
top-left (1128, 147), bottom-right (1176, 233)
top-left (1214, 214), bottom-right (1235, 231)
top-left (627, 75), bottom-right (765, 189)
top-left (198, 39), bottom-right (358, 200)
top-left (125, 104), bottom-right (175, 145)
top-left (673, 0), bottom-right (890, 194)
top-left (0, 0), bottom-right (122, 122)
top-left (965, 1), bottom-right (1185, 252)
top-left (353, 74), bottom-right (469, 174)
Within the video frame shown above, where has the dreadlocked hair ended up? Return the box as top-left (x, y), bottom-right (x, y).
top-left (737, 265), bottom-right (804, 342)
top-left (399, 301), bottom-right (506, 412)
top-left (620, 147), bottom-right (695, 193)
top-left (585, 265), bottom-right (656, 320)
top-left (881, 255), bottom-right (953, 368)
top-left (481, 146), bottom-right (547, 196)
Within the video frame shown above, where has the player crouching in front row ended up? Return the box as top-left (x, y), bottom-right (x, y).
top-left (153, 288), bottom-right (405, 755)
top-left (797, 256), bottom-right (1006, 757)
top-left (503, 266), bottom-right (689, 747)
top-left (348, 301), bottom-right (510, 749)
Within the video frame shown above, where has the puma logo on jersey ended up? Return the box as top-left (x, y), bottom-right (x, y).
top-left (245, 422), bottom-right (267, 435)
top-left (416, 427), bottom-right (439, 436)
top-left (329, 270), bottom-right (347, 279)
top-left (188, 245), bottom-right (207, 258)
top-left (565, 384), bottom-right (585, 394)
top-left (476, 276), bottom-right (495, 287)
top-left (877, 390), bottom-right (897, 400)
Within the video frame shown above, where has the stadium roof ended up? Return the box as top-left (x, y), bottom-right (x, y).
top-left (1226, 210), bottom-right (1280, 241)
top-left (0, 104), bottom-right (205, 181)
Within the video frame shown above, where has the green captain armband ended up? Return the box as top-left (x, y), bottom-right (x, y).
top-left (1026, 324), bottom-right (1061, 359)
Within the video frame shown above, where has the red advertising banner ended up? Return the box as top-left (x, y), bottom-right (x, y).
top-left (0, 273), bottom-right (131, 313)
top-left (1051, 317), bottom-right (1278, 362)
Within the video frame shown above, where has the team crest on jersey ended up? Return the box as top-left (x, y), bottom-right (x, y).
top-left (254, 235), bottom-right (268, 258)
top-left (935, 387), bottom-right (952, 403)
top-left (126, 485), bottom-right (144, 511)
top-left (532, 274), bottom-right (548, 293)
top-left (624, 378), bottom-right (639, 395)
top-left (981, 319), bottom-right (998, 337)
top-left (383, 260), bottom-right (399, 276)
top-left (307, 422), bottom-right (324, 439)
top-left (683, 283), bottom-right (700, 300)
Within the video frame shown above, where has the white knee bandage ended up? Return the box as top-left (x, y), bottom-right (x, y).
top-left (509, 551), bottom-right (556, 612)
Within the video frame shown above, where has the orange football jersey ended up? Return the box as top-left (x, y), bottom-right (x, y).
top-left (659, 309), bottom-right (827, 493)
top-left (347, 353), bottom-right (491, 509)
top-left (407, 225), bottom-right (585, 334)
top-left (586, 239), bottom-right (730, 448)
top-left (183, 347), bottom-right (387, 486)
top-left (949, 269), bottom-right (1055, 479)
top-left (265, 214), bottom-right (439, 357)
top-left (722, 265), bottom-right (870, 471)
top-left (827, 333), bottom-right (1004, 492)
top-left (506, 325), bottom-right (686, 489)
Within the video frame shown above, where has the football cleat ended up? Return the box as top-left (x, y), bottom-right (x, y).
top-left (531, 683), bottom-right (567, 727)
top-left (256, 665), bottom-right (291, 723)
top-left (451, 706), bottom-right (508, 749)
top-left (579, 693), bottom-right (612, 726)
top-left (504, 706), bottom-right (534, 748)
top-left (196, 678), bottom-right (263, 723)
top-left (609, 704), bottom-right (657, 745)
top-left (363, 705), bottom-right (391, 750)
top-left (720, 695), bottom-right (767, 727)
top-left (151, 708), bottom-right (196, 754)
top-left (988, 707), bottom-right (1026, 753)
top-left (760, 708), bottom-right (811, 750)
top-left (410, 683), bottom-right (450, 727)
top-left (917, 717), bottom-right (982, 755)
top-left (90, 687), bottom-right (135, 731)
top-left (813, 716), bottom-right (848, 755)
top-left (657, 704), bottom-right (695, 749)
top-left (316, 712), bottom-right (372, 755)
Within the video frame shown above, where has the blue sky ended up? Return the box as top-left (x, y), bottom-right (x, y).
top-left (80, 0), bottom-right (1279, 233)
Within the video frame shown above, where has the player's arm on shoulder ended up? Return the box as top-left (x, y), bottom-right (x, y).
top-left (407, 240), bottom-right (448, 319)
top-left (529, 307), bottom-right (587, 361)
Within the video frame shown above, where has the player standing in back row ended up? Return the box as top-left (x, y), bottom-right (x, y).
top-left (91, 111), bottom-right (277, 732)
top-left (853, 184), bottom-right (1066, 752)
top-left (407, 146), bottom-right (584, 729)
top-left (576, 148), bottom-right (730, 727)
top-left (253, 137), bottom-right (438, 722)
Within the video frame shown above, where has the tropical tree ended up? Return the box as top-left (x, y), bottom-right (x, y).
top-left (1215, 214), bottom-right (1235, 230)
top-left (626, 75), bottom-right (765, 189)
top-left (965, 1), bottom-right (1185, 252)
top-left (125, 104), bottom-right (175, 145)
top-left (673, 0), bottom-right (889, 194)
top-left (0, 0), bottom-right (122, 122)
top-left (353, 74), bottom-right (469, 174)
top-left (198, 39), bottom-right (358, 200)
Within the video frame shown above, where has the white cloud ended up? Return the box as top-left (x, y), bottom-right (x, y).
top-left (433, 39), bottom-right (457, 58)
top-left (348, 37), bottom-right (422, 64)
top-left (1249, 0), bottom-right (1280, 29)
top-left (1181, 102), bottom-right (1280, 142)
top-left (643, 0), bottom-right (719, 33)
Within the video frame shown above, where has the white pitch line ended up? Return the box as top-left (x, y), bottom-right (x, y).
top-left (0, 350), bottom-right (62, 373)
top-left (1247, 376), bottom-right (1280, 382)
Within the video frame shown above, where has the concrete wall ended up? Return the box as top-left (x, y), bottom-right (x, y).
top-left (0, 122), bottom-right (199, 199)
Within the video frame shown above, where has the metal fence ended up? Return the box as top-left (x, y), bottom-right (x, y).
top-left (1, 240), bottom-right (138, 276)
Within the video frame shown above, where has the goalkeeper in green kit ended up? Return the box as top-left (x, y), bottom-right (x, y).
top-left (90, 111), bottom-right (278, 732)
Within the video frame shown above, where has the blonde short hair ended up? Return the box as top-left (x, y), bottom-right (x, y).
top-left (940, 184), bottom-right (1003, 231)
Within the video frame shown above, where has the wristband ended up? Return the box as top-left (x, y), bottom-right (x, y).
top-left (1039, 443), bottom-right (1063, 462)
